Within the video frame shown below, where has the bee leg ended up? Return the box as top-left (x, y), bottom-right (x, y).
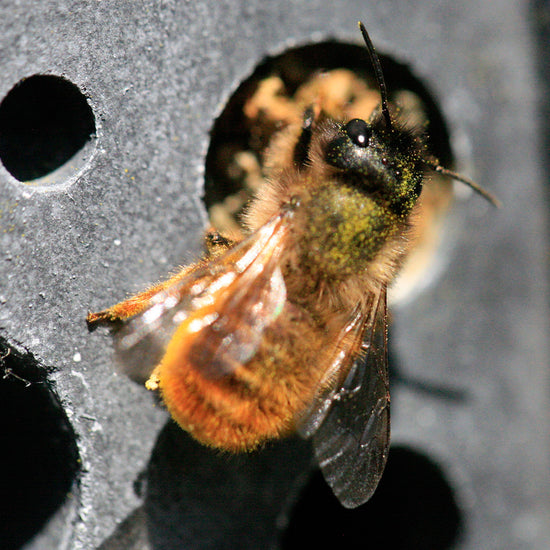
top-left (87, 229), bottom-right (241, 331)
top-left (86, 288), bottom-right (162, 330)
top-left (86, 285), bottom-right (166, 330)
top-left (145, 368), bottom-right (161, 391)
top-left (86, 264), bottom-right (198, 330)
top-left (293, 105), bottom-right (316, 169)
top-left (87, 228), bottom-right (240, 331)
top-left (86, 309), bottom-right (124, 330)
top-left (204, 230), bottom-right (238, 256)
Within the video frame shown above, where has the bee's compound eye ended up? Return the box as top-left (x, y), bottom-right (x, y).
top-left (345, 119), bottom-right (370, 147)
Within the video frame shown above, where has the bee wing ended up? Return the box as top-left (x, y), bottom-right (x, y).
top-left (302, 288), bottom-right (390, 508)
top-left (112, 211), bottom-right (291, 381)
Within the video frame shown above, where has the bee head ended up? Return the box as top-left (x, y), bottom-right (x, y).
top-left (328, 20), bottom-right (499, 210)
top-left (323, 114), bottom-right (425, 216)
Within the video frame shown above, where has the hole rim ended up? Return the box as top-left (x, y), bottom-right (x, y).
top-left (0, 338), bottom-right (81, 549)
top-left (0, 73), bottom-right (98, 192)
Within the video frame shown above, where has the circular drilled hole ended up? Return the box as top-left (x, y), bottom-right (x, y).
top-left (143, 425), bottom-right (311, 549)
top-left (0, 340), bottom-right (80, 549)
top-left (0, 74), bottom-right (96, 184)
top-left (204, 41), bottom-right (455, 304)
top-left (281, 446), bottom-right (462, 550)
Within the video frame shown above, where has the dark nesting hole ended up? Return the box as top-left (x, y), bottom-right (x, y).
top-left (0, 74), bottom-right (96, 182)
top-left (142, 424), bottom-right (312, 549)
top-left (0, 339), bottom-right (80, 550)
top-left (280, 446), bottom-right (462, 550)
top-left (204, 40), bottom-right (452, 214)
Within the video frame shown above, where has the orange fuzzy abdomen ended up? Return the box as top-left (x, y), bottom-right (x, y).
top-left (158, 303), bottom-right (328, 452)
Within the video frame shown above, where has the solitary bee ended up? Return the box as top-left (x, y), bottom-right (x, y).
top-left (88, 22), bottom-right (497, 508)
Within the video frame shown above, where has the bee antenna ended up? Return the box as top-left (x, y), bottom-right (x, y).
top-left (427, 163), bottom-right (501, 208)
top-left (358, 21), bottom-right (392, 129)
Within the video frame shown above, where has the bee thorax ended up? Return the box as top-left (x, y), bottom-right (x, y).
top-left (294, 182), bottom-right (409, 280)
